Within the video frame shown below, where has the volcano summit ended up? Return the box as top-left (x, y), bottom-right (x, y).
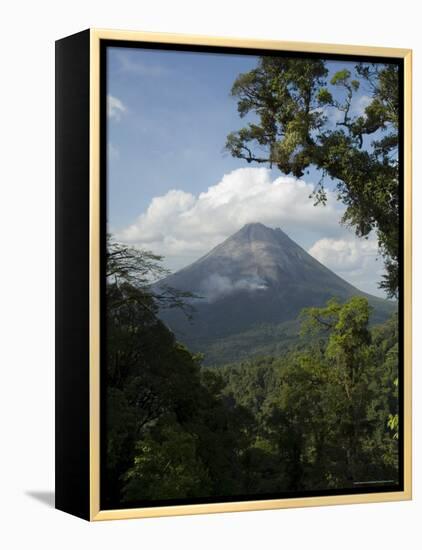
top-left (157, 223), bottom-right (395, 364)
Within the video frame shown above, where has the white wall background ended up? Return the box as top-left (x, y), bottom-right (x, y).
top-left (0, 1), bottom-right (419, 547)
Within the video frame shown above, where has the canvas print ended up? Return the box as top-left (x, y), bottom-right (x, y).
top-left (103, 44), bottom-right (402, 509)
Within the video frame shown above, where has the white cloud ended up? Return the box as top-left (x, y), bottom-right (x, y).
top-left (319, 94), bottom-right (372, 127)
top-left (352, 94), bottom-right (372, 117)
top-left (118, 167), bottom-right (345, 267)
top-left (116, 52), bottom-right (169, 77)
top-left (322, 105), bottom-right (344, 125)
top-left (108, 143), bottom-right (120, 161)
top-left (199, 274), bottom-right (268, 302)
top-left (107, 95), bottom-right (127, 121)
top-left (309, 237), bottom-right (378, 272)
top-left (308, 236), bottom-right (385, 296)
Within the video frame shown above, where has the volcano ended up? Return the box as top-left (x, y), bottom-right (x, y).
top-left (157, 223), bottom-right (395, 364)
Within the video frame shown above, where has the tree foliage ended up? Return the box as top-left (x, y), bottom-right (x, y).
top-left (104, 238), bottom-right (253, 506)
top-left (104, 239), bottom-right (399, 505)
top-left (221, 299), bottom-right (399, 491)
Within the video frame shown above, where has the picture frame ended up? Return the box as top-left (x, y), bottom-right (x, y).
top-left (55, 28), bottom-right (412, 521)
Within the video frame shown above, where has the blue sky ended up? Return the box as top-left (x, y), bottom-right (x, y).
top-left (107, 47), bottom-right (265, 227)
top-left (106, 46), bottom-right (386, 297)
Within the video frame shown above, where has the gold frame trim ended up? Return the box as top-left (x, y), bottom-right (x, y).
top-left (89, 28), bottom-right (412, 521)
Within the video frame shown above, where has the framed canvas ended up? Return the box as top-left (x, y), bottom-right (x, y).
top-left (55, 29), bottom-right (412, 521)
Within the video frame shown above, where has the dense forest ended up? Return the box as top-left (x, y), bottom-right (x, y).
top-left (103, 239), bottom-right (399, 507)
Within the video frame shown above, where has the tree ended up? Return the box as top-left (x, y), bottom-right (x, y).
top-left (123, 422), bottom-right (211, 501)
top-left (107, 236), bottom-right (195, 317)
top-left (226, 59), bottom-right (400, 297)
top-left (105, 238), bottom-right (204, 504)
top-left (105, 237), bottom-right (255, 504)
top-left (263, 351), bottom-right (331, 491)
top-left (300, 297), bottom-right (398, 485)
top-left (216, 297), bottom-right (398, 492)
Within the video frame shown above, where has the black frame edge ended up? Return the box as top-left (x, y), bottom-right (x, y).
top-left (55, 29), bottom-right (91, 521)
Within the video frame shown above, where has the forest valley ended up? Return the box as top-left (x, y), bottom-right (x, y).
top-left (103, 239), bottom-right (399, 507)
